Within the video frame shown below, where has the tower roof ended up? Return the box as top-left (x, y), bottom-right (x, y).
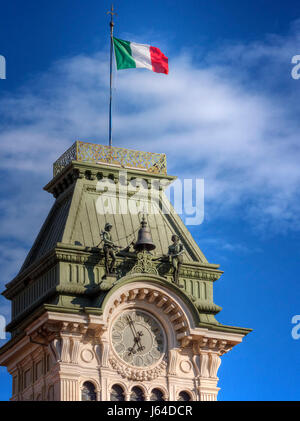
top-left (18, 141), bottom-right (208, 275)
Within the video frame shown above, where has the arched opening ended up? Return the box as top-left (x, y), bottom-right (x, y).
top-left (178, 391), bottom-right (191, 401)
top-left (110, 384), bottom-right (125, 401)
top-left (150, 388), bottom-right (165, 401)
top-left (130, 386), bottom-right (145, 401)
top-left (81, 381), bottom-right (97, 401)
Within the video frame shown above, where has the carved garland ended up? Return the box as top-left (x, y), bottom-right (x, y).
top-left (109, 355), bottom-right (168, 381)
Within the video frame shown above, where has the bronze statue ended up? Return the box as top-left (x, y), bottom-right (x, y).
top-left (168, 234), bottom-right (184, 286)
top-left (101, 223), bottom-right (121, 276)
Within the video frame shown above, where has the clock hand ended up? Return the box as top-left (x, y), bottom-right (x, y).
top-left (127, 315), bottom-right (138, 337)
top-left (126, 315), bottom-right (138, 342)
top-left (127, 315), bottom-right (145, 352)
top-left (136, 331), bottom-right (145, 352)
top-left (128, 337), bottom-right (145, 355)
top-left (129, 318), bottom-right (145, 351)
top-left (126, 315), bottom-right (142, 354)
top-left (128, 343), bottom-right (137, 355)
top-left (127, 315), bottom-right (142, 345)
top-left (128, 336), bottom-right (145, 355)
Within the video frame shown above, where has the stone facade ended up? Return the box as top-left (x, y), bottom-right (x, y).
top-left (3, 281), bottom-right (244, 401)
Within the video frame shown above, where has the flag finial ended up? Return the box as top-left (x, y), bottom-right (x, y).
top-left (107, 4), bottom-right (116, 27)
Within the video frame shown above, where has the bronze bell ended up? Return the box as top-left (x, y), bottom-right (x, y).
top-left (134, 216), bottom-right (156, 252)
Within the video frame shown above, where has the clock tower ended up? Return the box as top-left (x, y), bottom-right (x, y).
top-left (0, 141), bottom-right (251, 401)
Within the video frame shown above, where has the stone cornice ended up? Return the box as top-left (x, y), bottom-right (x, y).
top-left (3, 250), bottom-right (58, 298)
top-left (196, 323), bottom-right (252, 336)
top-left (2, 242), bottom-right (223, 300)
top-left (44, 161), bottom-right (177, 199)
top-left (0, 301), bottom-right (251, 362)
top-left (0, 310), bottom-right (106, 366)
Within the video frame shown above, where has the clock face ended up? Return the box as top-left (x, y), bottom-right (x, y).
top-left (111, 309), bottom-right (165, 367)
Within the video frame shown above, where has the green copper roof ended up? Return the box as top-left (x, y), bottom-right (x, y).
top-left (20, 195), bottom-right (72, 272)
top-left (20, 159), bottom-right (208, 273)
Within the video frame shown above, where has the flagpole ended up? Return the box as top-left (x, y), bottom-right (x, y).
top-left (108, 4), bottom-right (115, 148)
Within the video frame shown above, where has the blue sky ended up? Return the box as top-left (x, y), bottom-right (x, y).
top-left (1, 0), bottom-right (300, 401)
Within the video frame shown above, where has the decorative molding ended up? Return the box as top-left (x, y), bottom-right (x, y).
top-left (53, 141), bottom-right (168, 178)
top-left (192, 338), bottom-right (234, 356)
top-left (49, 338), bottom-right (61, 362)
top-left (168, 349), bottom-right (178, 375)
top-left (60, 335), bottom-right (71, 363)
top-left (199, 392), bottom-right (217, 401)
top-left (94, 344), bottom-right (102, 365)
top-left (101, 341), bottom-right (110, 368)
top-left (106, 286), bottom-right (189, 341)
top-left (80, 349), bottom-right (94, 363)
top-left (199, 353), bottom-right (210, 377)
top-left (193, 300), bottom-right (222, 314)
top-left (4, 245), bottom-right (222, 301)
top-left (190, 338), bottom-right (233, 380)
top-left (181, 269), bottom-right (222, 282)
top-left (109, 355), bottom-right (167, 381)
top-left (71, 338), bottom-right (81, 363)
top-left (209, 353), bottom-right (221, 379)
top-left (179, 360), bottom-right (192, 374)
top-left (129, 250), bottom-right (158, 275)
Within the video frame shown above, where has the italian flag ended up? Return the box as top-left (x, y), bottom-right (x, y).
top-left (113, 37), bottom-right (168, 75)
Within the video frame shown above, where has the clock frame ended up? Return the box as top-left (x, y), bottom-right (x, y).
top-left (111, 309), bottom-right (166, 368)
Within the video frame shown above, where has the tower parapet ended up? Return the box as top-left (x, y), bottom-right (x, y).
top-left (53, 141), bottom-right (167, 177)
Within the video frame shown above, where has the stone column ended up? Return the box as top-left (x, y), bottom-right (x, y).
top-left (60, 377), bottom-right (79, 401)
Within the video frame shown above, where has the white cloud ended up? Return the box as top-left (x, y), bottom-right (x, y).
top-left (0, 22), bottom-right (300, 288)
